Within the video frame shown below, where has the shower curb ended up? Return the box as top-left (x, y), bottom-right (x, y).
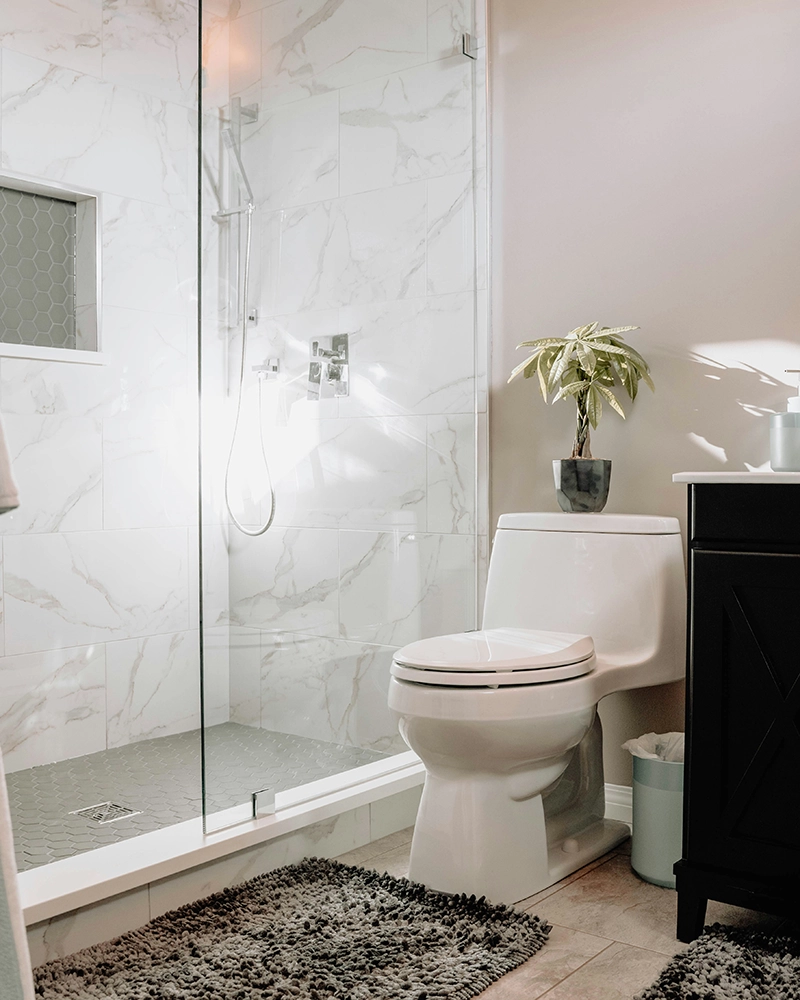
top-left (19, 754), bottom-right (424, 926)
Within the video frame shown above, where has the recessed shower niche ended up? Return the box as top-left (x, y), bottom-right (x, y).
top-left (0, 175), bottom-right (99, 356)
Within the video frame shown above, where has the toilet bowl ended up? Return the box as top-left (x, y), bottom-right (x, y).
top-left (388, 512), bottom-right (686, 904)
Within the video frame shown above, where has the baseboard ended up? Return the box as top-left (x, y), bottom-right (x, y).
top-left (605, 783), bottom-right (633, 827)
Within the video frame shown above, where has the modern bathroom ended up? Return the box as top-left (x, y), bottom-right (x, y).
top-left (1, 1), bottom-right (798, 998)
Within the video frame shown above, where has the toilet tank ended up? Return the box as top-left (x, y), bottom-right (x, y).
top-left (482, 513), bottom-right (686, 684)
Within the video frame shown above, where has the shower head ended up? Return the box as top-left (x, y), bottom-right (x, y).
top-left (221, 126), bottom-right (255, 207)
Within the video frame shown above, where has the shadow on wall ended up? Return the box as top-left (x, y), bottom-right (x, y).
top-left (654, 347), bottom-right (790, 471)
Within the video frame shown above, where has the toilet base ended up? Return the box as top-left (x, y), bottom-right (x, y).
top-left (545, 817), bottom-right (630, 893)
top-left (407, 769), bottom-right (630, 905)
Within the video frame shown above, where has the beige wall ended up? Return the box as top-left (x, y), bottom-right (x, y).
top-left (489, 0), bottom-right (800, 783)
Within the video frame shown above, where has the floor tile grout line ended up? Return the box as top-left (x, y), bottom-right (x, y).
top-left (520, 852), bottom-right (622, 912)
top-left (535, 939), bottom-right (619, 998)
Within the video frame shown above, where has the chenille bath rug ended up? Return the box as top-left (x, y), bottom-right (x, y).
top-left (636, 923), bottom-right (800, 1000)
top-left (33, 858), bottom-right (551, 1000)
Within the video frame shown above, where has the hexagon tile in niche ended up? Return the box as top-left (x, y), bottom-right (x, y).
top-left (0, 185), bottom-right (77, 350)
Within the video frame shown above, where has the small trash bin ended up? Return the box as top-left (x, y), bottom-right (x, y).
top-left (622, 732), bottom-right (684, 889)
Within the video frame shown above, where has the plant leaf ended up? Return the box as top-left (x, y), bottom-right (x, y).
top-left (575, 340), bottom-right (597, 373)
top-left (536, 351), bottom-right (549, 399)
top-left (592, 342), bottom-right (638, 359)
top-left (516, 338), bottom-right (568, 350)
top-left (596, 382), bottom-right (626, 417)
top-left (586, 385), bottom-right (601, 428)
top-left (547, 345), bottom-right (574, 390)
top-left (595, 325), bottom-right (639, 337)
top-left (553, 379), bottom-right (587, 401)
top-left (507, 355), bottom-right (536, 383)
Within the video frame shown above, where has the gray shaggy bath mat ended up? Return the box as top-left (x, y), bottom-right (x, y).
top-left (636, 923), bottom-right (800, 999)
top-left (33, 857), bottom-right (551, 999)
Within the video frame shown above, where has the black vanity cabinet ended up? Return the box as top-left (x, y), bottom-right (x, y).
top-left (676, 482), bottom-right (800, 942)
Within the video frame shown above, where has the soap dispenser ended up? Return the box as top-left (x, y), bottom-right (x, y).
top-left (770, 370), bottom-right (800, 471)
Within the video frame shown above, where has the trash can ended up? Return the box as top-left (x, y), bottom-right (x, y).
top-left (622, 732), bottom-right (684, 889)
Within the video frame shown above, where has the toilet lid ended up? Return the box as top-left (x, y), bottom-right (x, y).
top-left (391, 627), bottom-right (595, 687)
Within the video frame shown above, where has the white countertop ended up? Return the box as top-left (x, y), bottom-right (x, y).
top-left (673, 471), bottom-right (800, 484)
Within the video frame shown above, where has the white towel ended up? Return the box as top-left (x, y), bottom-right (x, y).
top-left (0, 417), bottom-right (19, 514)
top-left (0, 750), bottom-right (34, 999)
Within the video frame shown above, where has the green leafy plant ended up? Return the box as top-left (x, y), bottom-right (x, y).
top-left (508, 322), bottom-right (654, 459)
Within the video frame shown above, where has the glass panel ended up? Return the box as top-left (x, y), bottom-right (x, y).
top-left (0, 3), bottom-right (202, 868)
top-left (200, 0), bottom-right (488, 827)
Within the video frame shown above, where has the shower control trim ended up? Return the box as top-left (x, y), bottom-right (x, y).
top-left (308, 334), bottom-right (350, 399)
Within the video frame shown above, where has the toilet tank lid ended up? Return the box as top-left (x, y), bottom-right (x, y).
top-left (497, 513), bottom-right (681, 534)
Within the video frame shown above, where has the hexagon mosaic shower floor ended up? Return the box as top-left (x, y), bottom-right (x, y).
top-left (5, 723), bottom-right (387, 871)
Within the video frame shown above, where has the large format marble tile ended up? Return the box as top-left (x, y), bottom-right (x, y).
top-left (0, 0), bottom-right (103, 77)
top-left (273, 415), bottom-right (427, 530)
top-left (241, 91), bottom-right (339, 211)
top-left (340, 55), bottom-right (472, 195)
top-left (0, 413), bottom-right (102, 534)
top-left (259, 631), bottom-right (402, 752)
top-left (427, 171), bottom-right (475, 296)
top-left (427, 0), bottom-right (472, 61)
top-left (0, 50), bottom-right (189, 210)
top-left (227, 525), bottom-right (339, 634)
top-left (261, 182), bottom-right (426, 315)
top-left (228, 9), bottom-right (261, 98)
top-left (105, 630), bottom-right (202, 747)
top-left (103, 404), bottom-right (196, 529)
top-left (201, 8), bottom-right (230, 110)
top-left (148, 807), bottom-right (370, 918)
top-left (196, 521), bottom-right (231, 630)
top-left (26, 886), bottom-right (151, 968)
top-left (260, 0), bottom-right (428, 109)
top-left (0, 545), bottom-right (4, 657)
top-left (103, 305), bottom-right (190, 405)
top-left (102, 0), bottom-right (198, 108)
top-left (338, 293), bottom-right (475, 418)
top-left (2, 528), bottom-right (190, 654)
top-left (0, 357), bottom-right (110, 419)
top-left (102, 197), bottom-right (196, 316)
top-left (427, 413), bottom-right (475, 534)
top-left (338, 529), bottom-right (476, 645)
top-left (201, 624), bottom-right (232, 727)
top-left (0, 643), bottom-right (106, 771)
top-left (229, 625), bottom-right (262, 726)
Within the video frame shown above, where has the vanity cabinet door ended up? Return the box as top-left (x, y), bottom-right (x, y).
top-left (687, 550), bottom-right (800, 878)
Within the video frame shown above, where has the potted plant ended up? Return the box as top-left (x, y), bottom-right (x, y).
top-left (508, 322), bottom-right (654, 512)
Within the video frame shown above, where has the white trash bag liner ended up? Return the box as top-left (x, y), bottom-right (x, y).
top-left (622, 731), bottom-right (684, 763)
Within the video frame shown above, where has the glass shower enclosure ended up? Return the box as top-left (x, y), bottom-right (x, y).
top-left (0, 0), bottom-right (486, 876)
top-left (198, 0), bottom-right (488, 828)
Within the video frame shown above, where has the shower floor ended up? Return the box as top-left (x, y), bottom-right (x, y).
top-left (5, 723), bottom-right (387, 872)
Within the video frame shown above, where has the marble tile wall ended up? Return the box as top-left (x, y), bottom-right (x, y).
top-left (220, 0), bottom-right (490, 753)
top-left (0, 0), bottom-right (226, 773)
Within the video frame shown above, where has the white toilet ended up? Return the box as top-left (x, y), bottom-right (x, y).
top-left (388, 512), bottom-right (686, 904)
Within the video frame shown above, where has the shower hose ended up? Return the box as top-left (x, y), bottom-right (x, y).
top-left (223, 203), bottom-right (276, 537)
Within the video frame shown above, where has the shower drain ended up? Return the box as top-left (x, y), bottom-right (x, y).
top-left (70, 802), bottom-right (142, 824)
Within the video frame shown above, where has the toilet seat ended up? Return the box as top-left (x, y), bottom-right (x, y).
top-left (391, 627), bottom-right (595, 687)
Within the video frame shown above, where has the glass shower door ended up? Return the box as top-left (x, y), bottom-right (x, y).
top-left (199, 0), bottom-right (488, 827)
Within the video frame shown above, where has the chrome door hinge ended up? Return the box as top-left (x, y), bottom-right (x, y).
top-left (462, 32), bottom-right (477, 60)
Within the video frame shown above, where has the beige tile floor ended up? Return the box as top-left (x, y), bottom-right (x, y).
top-left (336, 830), bottom-right (782, 1000)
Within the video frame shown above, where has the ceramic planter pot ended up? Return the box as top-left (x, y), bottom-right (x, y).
top-left (553, 459), bottom-right (612, 513)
